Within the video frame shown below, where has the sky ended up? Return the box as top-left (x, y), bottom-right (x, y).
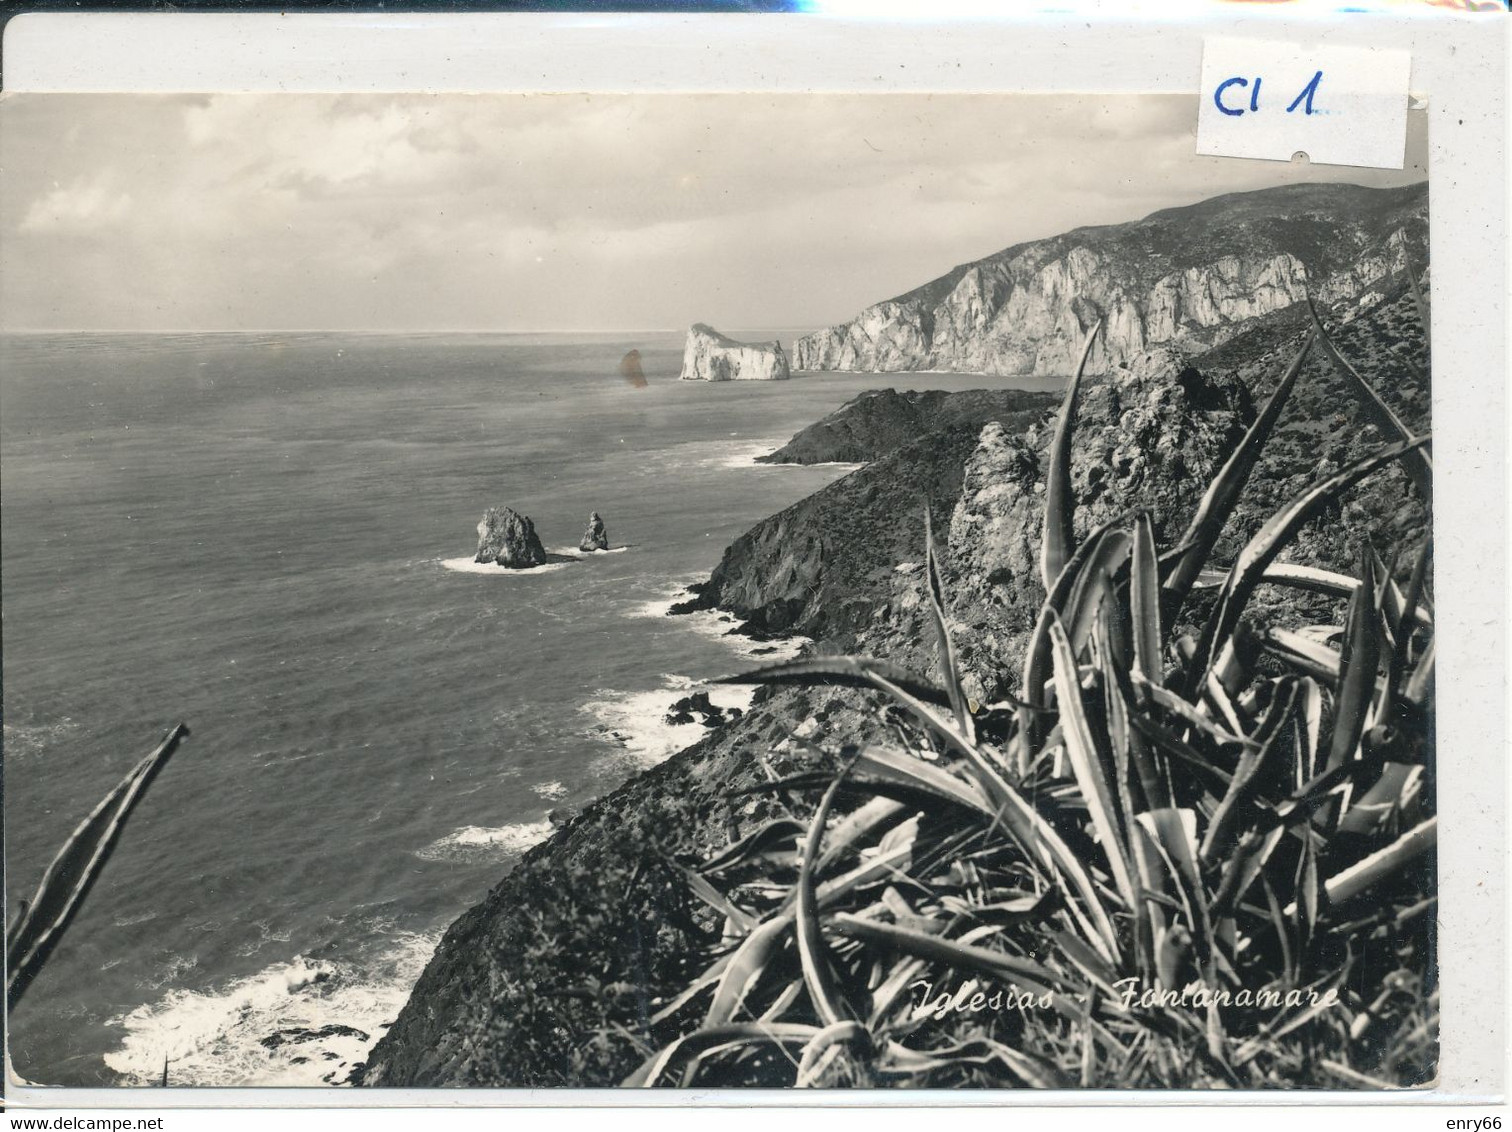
top-left (0, 93), bottom-right (1428, 333)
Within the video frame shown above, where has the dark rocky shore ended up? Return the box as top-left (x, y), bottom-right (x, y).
top-left (359, 184), bottom-right (1430, 1088)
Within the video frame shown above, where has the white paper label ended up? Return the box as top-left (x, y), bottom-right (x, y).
top-left (1196, 37), bottom-right (1411, 170)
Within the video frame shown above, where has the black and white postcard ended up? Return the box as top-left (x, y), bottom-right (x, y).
top-left (0, 80), bottom-right (1463, 1098)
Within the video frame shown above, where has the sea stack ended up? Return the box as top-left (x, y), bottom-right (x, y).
top-left (579, 512), bottom-right (609, 552)
top-left (679, 324), bottom-right (791, 382)
top-left (474, 506), bottom-right (548, 568)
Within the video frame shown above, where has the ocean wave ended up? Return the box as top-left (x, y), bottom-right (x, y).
top-left (532, 780), bottom-right (568, 801)
top-left (2, 717), bottom-right (79, 760)
top-left (439, 557), bottom-right (572, 576)
top-left (630, 586), bottom-right (809, 664)
top-left (581, 677), bottom-right (756, 771)
top-left (413, 820), bottom-right (554, 864)
top-left (102, 934), bottom-right (438, 1087)
top-left (716, 440), bottom-right (783, 467)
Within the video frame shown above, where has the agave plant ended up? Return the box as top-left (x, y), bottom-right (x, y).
top-left (7, 723), bottom-right (191, 1012)
top-left (630, 296), bottom-right (1435, 1088)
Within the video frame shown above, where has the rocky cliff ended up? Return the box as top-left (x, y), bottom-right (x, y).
top-left (679, 324), bottom-right (791, 382)
top-left (756, 387), bottom-right (1056, 466)
top-left (794, 181), bottom-right (1426, 376)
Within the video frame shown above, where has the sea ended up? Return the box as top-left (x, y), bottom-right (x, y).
top-left (0, 330), bottom-right (1059, 1087)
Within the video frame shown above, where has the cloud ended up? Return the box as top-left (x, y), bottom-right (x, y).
top-left (0, 92), bottom-right (1427, 332)
top-left (18, 176), bottom-right (132, 233)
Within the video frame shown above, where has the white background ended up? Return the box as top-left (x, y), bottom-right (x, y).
top-left (2, 4), bottom-right (1507, 1127)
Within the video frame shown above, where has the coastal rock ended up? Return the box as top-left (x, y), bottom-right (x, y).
top-left (474, 507), bottom-right (547, 569)
top-left (579, 512), bottom-right (609, 552)
top-left (664, 692), bottom-right (742, 729)
top-left (679, 324), bottom-right (791, 382)
top-left (260, 1023), bottom-right (369, 1051)
top-left (794, 182), bottom-right (1427, 377)
top-left (757, 387), bottom-right (1055, 466)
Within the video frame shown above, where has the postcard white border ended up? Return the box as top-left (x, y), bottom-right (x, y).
top-left (1, 4), bottom-right (1505, 1114)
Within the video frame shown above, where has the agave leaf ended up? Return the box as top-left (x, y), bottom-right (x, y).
top-left (1200, 681), bottom-right (1299, 865)
top-left (700, 818), bottom-right (806, 876)
top-left (1093, 600), bottom-right (1140, 834)
top-left (1326, 548), bottom-right (1382, 777)
top-left (1163, 332), bottom-right (1315, 611)
top-left (1041, 320), bottom-right (1103, 591)
top-left (1130, 513), bottom-right (1163, 683)
top-left (797, 775), bottom-right (854, 1026)
top-left (716, 655), bottom-right (951, 708)
top-left (1125, 711), bottom-right (1234, 792)
top-left (1402, 633), bottom-right (1435, 707)
top-left (1130, 670), bottom-right (1258, 755)
top-left (1258, 563), bottom-right (1433, 628)
top-left (1387, 537), bottom-right (1433, 704)
top-left (676, 864), bottom-right (758, 935)
top-left (1306, 295), bottom-right (1432, 500)
top-left (8, 723), bottom-right (191, 1010)
top-left (1049, 617), bottom-right (1139, 915)
top-left (1061, 534), bottom-right (1134, 655)
top-left (866, 674), bottom-right (1122, 965)
top-left (757, 978), bottom-right (805, 1024)
top-left (703, 837), bottom-right (917, 1027)
top-left (1021, 523), bottom-right (1133, 751)
top-left (704, 913), bottom-right (792, 1026)
top-left (1262, 628), bottom-right (1345, 686)
top-left (1018, 510), bottom-right (1136, 750)
top-left (1232, 968), bottom-right (1352, 1066)
top-left (923, 509), bottom-right (974, 740)
top-left (1211, 825), bottom-right (1286, 919)
top-left (1134, 808), bottom-right (1218, 989)
top-left (794, 1020), bottom-right (873, 1087)
top-left (1407, 261), bottom-right (1431, 353)
top-left (831, 914), bottom-right (1063, 999)
top-left (625, 1022), bottom-right (823, 1087)
top-left (854, 746), bottom-right (994, 817)
top-left (1191, 435), bottom-right (1429, 693)
top-left (816, 796), bottom-right (909, 875)
top-left (1336, 762), bottom-right (1421, 837)
top-left (867, 957), bottom-right (929, 1028)
top-left (1322, 816), bottom-right (1437, 905)
top-left (651, 951), bottom-right (736, 1025)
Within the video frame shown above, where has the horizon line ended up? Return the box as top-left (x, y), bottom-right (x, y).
top-left (0, 326), bottom-right (823, 336)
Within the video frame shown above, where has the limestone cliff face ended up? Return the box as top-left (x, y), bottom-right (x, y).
top-left (795, 182), bottom-right (1427, 376)
top-left (679, 324), bottom-right (791, 381)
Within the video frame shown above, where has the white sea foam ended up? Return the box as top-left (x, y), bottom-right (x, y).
top-left (626, 583), bottom-right (809, 665)
top-left (102, 933), bottom-right (438, 1087)
top-left (582, 678), bottom-right (757, 771)
top-left (439, 557), bottom-right (572, 576)
top-left (717, 440), bottom-right (784, 468)
top-left (413, 820), bottom-right (554, 864)
top-left (532, 780), bottom-right (568, 801)
top-left (547, 545), bottom-right (630, 558)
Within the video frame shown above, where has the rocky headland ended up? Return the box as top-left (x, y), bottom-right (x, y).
top-left (794, 181), bottom-right (1427, 376)
top-left (474, 506), bottom-right (548, 569)
top-left (679, 323), bottom-right (791, 382)
top-left (361, 183), bottom-right (1431, 1088)
top-left (755, 386), bottom-right (1056, 466)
